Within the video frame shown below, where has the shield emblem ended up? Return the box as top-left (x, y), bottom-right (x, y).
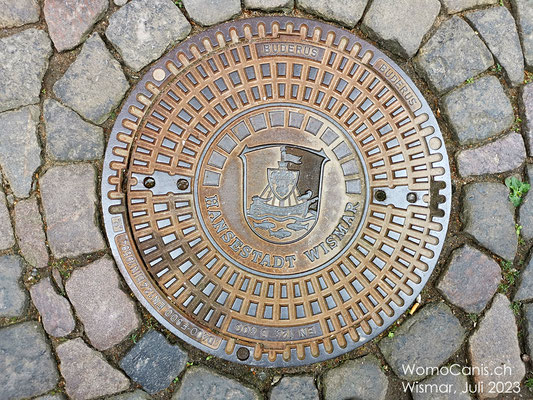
top-left (240, 144), bottom-right (329, 244)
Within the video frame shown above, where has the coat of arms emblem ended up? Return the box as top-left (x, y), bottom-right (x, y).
top-left (240, 144), bottom-right (329, 244)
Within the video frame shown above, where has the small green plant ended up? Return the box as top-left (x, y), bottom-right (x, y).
top-left (499, 260), bottom-right (520, 293)
top-left (205, 355), bottom-right (214, 361)
top-left (491, 63), bottom-right (502, 73)
top-left (499, 0), bottom-right (504, 5)
top-left (186, 361), bottom-right (194, 367)
top-left (387, 331), bottom-right (394, 338)
top-left (173, 376), bottom-right (180, 383)
top-left (517, 224), bottom-right (526, 245)
top-left (468, 313), bottom-right (478, 323)
top-left (526, 377), bottom-right (533, 390)
top-left (465, 77), bottom-right (474, 84)
top-left (174, 0), bottom-right (183, 7)
top-left (511, 301), bottom-right (522, 316)
top-left (505, 177), bottom-right (530, 207)
top-left (131, 333), bottom-right (137, 343)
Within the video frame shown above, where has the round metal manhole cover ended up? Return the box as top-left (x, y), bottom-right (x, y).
top-left (102, 17), bottom-right (451, 367)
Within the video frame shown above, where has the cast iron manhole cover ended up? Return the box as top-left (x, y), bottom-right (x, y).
top-left (102, 17), bottom-right (451, 367)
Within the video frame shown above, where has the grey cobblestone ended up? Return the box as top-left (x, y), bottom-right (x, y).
top-left (66, 257), bottom-right (140, 350)
top-left (172, 366), bottom-right (261, 400)
top-left (106, 0), bottom-right (191, 72)
top-left (182, 0), bottom-right (241, 26)
top-left (0, 255), bottom-right (27, 317)
top-left (270, 376), bottom-right (318, 400)
top-left (442, 76), bottom-right (513, 144)
top-left (469, 294), bottom-right (525, 398)
top-left (522, 83), bottom-right (533, 155)
top-left (244, 0), bottom-right (293, 11)
top-left (524, 303), bottom-right (533, 357)
top-left (0, 0), bottom-right (40, 28)
top-left (0, 322), bottom-right (59, 399)
top-left (466, 6), bottom-right (524, 86)
top-left (457, 132), bottom-right (526, 176)
top-left (40, 163), bottom-right (106, 258)
top-left (361, 0), bottom-right (440, 58)
top-left (0, 105), bottom-right (42, 198)
top-left (0, 28), bottom-right (52, 113)
top-left (411, 373), bottom-right (471, 400)
top-left (14, 196), bottom-right (50, 269)
top-left (57, 338), bottom-right (130, 400)
top-left (462, 182), bottom-right (517, 260)
top-left (519, 165), bottom-right (533, 240)
top-left (108, 390), bottom-right (152, 400)
top-left (296, 0), bottom-right (368, 28)
top-left (415, 16), bottom-right (493, 94)
top-left (44, 99), bottom-right (104, 162)
top-left (441, 0), bottom-right (497, 13)
top-left (515, 256), bottom-right (533, 301)
top-left (437, 245), bottom-right (501, 313)
top-left (120, 330), bottom-right (188, 394)
top-left (53, 34), bottom-right (129, 124)
top-left (512, 0), bottom-right (533, 69)
top-left (30, 277), bottom-right (75, 337)
top-left (0, 188), bottom-right (15, 251)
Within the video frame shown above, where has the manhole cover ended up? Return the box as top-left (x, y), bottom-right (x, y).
top-left (102, 17), bottom-right (451, 367)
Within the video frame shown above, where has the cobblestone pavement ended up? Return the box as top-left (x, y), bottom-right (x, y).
top-left (0, 0), bottom-right (533, 399)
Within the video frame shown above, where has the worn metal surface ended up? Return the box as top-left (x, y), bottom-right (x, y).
top-left (102, 17), bottom-right (451, 367)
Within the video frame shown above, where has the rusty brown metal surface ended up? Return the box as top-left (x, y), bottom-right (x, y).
top-left (102, 17), bottom-right (451, 367)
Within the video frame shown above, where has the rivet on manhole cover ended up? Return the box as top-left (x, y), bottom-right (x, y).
top-left (102, 17), bottom-right (451, 367)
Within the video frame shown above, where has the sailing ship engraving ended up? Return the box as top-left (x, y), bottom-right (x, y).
top-left (240, 144), bottom-right (329, 244)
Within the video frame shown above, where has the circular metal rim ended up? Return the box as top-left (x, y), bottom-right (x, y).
top-left (101, 16), bottom-right (452, 367)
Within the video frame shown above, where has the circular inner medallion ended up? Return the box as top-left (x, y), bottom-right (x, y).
top-left (102, 17), bottom-right (451, 367)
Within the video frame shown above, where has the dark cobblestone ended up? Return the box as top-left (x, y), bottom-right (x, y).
top-left (0, 322), bottom-right (59, 399)
top-left (270, 376), bottom-right (318, 400)
top-left (323, 354), bottom-right (388, 400)
top-left (437, 245), bottom-right (501, 313)
top-left (120, 330), bottom-right (188, 394)
top-left (379, 303), bottom-right (465, 381)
